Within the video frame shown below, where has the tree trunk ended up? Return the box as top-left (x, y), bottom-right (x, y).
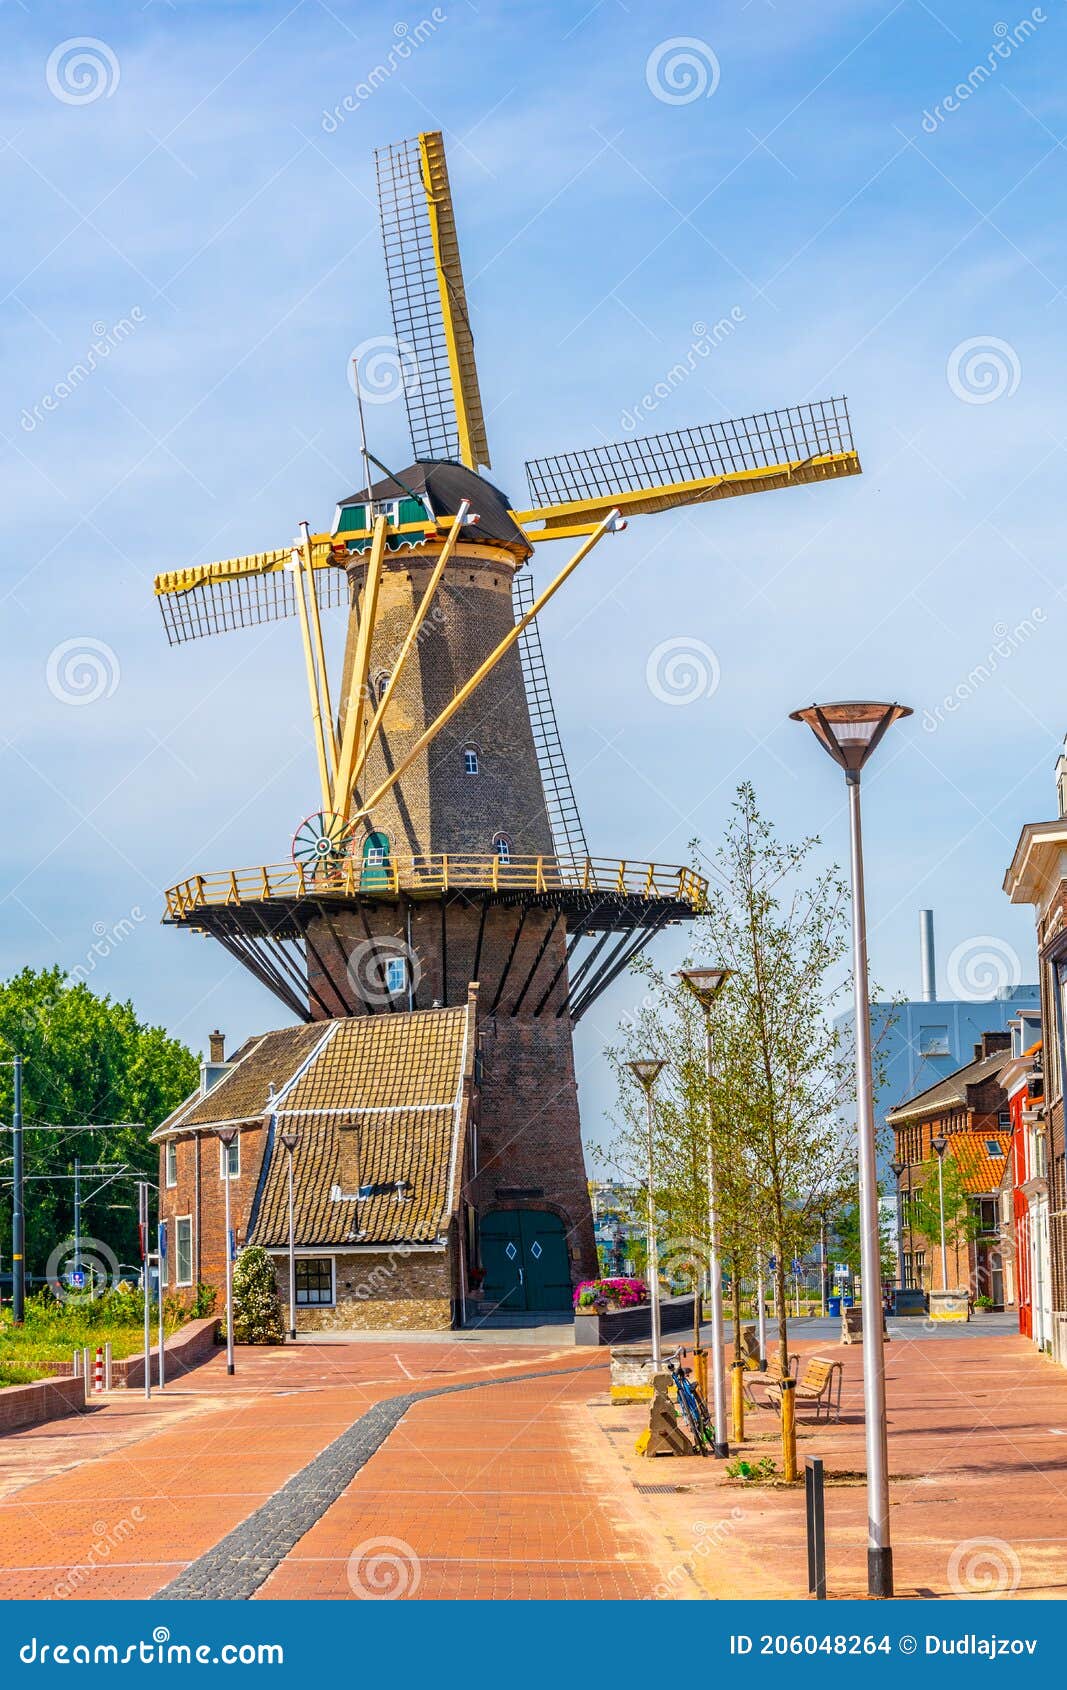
top-left (774, 1241), bottom-right (797, 1482)
top-left (732, 1257), bottom-right (743, 1361)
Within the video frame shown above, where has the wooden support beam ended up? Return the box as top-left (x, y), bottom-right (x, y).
top-left (300, 520), bottom-right (338, 781)
top-left (353, 509), bottom-right (622, 822)
top-left (348, 501), bottom-right (472, 795)
top-left (290, 547), bottom-right (333, 812)
top-left (332, 515), bottom-right (388, 819)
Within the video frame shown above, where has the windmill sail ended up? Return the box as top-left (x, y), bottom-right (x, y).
top-left (514, 569), bottom-right (589, 867)
top-left (519, 397), bottom-right (858, 538)
top-left (155, 544), bottom-right (347, 645)
top-left (375, 131), bottom-right (490, 470)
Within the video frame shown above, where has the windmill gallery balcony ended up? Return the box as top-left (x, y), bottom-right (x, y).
top-left (164, 853), bottom-right (707, 920)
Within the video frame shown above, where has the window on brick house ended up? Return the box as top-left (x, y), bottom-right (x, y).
top-left (464, 748), bottom-right (479, 774)
top-left (492, 832), bottom-right (512, 864)
top-left (175, 1216), bottom-right (193, 1287)
top-left (165, 1140), bottom-right (177, 1187)
top-left (295, 1258), bottom-right (334, 1305)
top-left (220, 1137), bottom-right (240, 1180)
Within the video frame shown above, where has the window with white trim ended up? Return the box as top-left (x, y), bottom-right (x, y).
top-left (384, 955), bottom-right (407, 995)
top-left (175, 1216), bottom-right (193, 1287)
top-left (492, 832), bottom-right (512, 864)
top-left (295, 1257), bottom-right (335, 1306)
top-left (220, 1137), bottom-right (240, 1180)
top-left (165, 1140), bottom-right (177, 1187)
top-left (464, 748), bottom-right (479, 774)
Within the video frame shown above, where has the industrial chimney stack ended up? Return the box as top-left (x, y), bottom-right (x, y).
top-left (919, 909), bottom-right (936, 1002)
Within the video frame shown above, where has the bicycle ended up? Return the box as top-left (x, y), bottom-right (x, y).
top-left (666, 1354), bottom-right (714, 1454)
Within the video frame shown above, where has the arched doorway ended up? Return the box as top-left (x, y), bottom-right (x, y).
top-left (479, 1209), bottom-right (572, 1312)
top-left (360, 830), bottom-right (391, 890)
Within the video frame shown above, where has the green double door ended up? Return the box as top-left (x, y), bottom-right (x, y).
top-left (480, 1209), bottom-right (572, 1312)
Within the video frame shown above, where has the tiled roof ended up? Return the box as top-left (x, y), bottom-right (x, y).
top-left (282, 1010), bottom-right (466, 1113)
top-left (948, 1130), bottom-right (1011, 1195)
top-left (885, 1048), bottom-right (1010, 1124)
top-left (174, 1024), bottom-right (327, 1129)
top-left (246, 1000), bottom-right (476, 1249)
top-left (248, 1105), bottom-right (461, 1247)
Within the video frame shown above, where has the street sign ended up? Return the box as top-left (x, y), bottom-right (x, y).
top-left (158, 1221), bottom-right (168, 1260)
top-left (67, 1269), bottom-right (85, 1290)
top-left (229, 1229), bottom-right (237, 1263)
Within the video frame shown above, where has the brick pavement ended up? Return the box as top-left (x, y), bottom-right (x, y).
top-left (0, 1328), bottom-right (1063, 1601)
top-left (587, 1330), bottom-right (1067, 1600)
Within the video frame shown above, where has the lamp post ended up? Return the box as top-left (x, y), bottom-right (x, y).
top-left (890, 1159), bottom-right (905, 1292)
top-left (791, 699), bottom-right (911, 1601)
top-left (931, 1135), bottom-right (950, 1290)
top-left (627, 1059), bottom-right (666, 1367)
top-left (214, 1126), bottom-right (239, 1375)
top-left (676, 967), bottom-right (733, 1458)
top-left (280, 1129), bottom-right (300, 1341)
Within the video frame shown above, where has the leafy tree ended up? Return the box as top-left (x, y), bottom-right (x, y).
top-left (0, 968), bottom-right (199, 1276)
top-left (232, 1246), bottom-right (284, 1344)
top-left (831, 1199), bottom-right (896, 1281)
top-left (909, 1152), bottom-right (981, 1264)
top-left (602, 786), bottom-right (862, 1481)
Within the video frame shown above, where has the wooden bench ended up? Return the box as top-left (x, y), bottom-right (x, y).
top-left (765, 1356), bottom-right (843, 1423)
top-left (742, 1352), bottom-right (798, 1410)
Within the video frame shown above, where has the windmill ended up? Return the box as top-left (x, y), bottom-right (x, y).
top-left (156, 129), bottom-right (860, 1299)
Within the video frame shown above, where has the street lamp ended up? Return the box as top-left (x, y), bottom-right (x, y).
top-left (931, 1135), bottom-right (950, 1291)
top-left (627, 1059), bottom-right (666, 1368)
top-left (676, 966), bottom-right (733, 1458)
top-left (214, 1126), bottom-right (239, 1376)
top-left (889, 1159), bottom-right (905, 1293)
top-left (791, 699), bottom-right (911, 1602)
top-left (279, 1128), bottom-right (301, 1341)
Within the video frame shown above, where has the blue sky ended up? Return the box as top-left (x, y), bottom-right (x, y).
top-left (2, 0), bottom-right (1065, 1148)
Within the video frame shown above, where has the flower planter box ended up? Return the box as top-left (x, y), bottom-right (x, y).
top-left (574, 1292), bottom-right (696, 1347)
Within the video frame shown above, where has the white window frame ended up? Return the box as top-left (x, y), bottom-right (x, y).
top-left (492, 832), bottom-right (512, 864)
top-left (220, 1136), bottom-right (240, 1181)
top-left (165, 1139), bottom-right (177, 1188)
top-left (175, 1215), bottom-right (193, 1288)
top-left (464, 747), bottom-right (480, 775)
top-left (294, 1255), bottom-right (336, 1308)
top-left (384, 955), bottom-right (407, 995)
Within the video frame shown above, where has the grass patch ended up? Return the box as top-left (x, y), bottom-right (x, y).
top-left (0, 1288), bottom-right (186, 1385)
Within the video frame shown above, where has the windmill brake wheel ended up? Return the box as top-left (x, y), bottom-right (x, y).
top-left (291, 811), bottom-right (356, 878)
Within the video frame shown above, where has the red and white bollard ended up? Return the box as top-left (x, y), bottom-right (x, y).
top-left (93, 1346), bottom-right (104, 1393)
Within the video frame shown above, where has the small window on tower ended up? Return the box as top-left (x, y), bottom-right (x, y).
top-left (464, 748), bottom-right (479, 775)
top-left (492, 833), bottom-right (512, 864)
top-left (384, 956), bottom-right (407, 995)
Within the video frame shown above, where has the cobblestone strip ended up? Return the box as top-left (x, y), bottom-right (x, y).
top-left (157, 1366), bottom-right (588, 1601)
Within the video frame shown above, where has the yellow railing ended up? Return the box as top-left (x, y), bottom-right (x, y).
top-left (163, 854), bottom-right (707, 918)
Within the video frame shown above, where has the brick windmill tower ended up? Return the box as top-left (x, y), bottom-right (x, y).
top-left (155, 132), bottom-right (860, 1321)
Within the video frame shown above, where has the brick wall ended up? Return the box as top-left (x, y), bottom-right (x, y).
top-left (0, 1374), bottom-right (85, 1434)
top-left (159, 1123), bottom-right (268, 1294)
top-left (343, 544), bottom-right (553, 859)
top-left (268, 1245), bottom-right (453, 1331)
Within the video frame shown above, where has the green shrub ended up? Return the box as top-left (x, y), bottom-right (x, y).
top-left (232, 1247), bottom-right (284, 1345)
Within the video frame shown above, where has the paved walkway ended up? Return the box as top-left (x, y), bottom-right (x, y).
top-left (591, 1330), bottom-right (1067, 1600)
top-left (0, 1327), bottom-right (1062, 1600)
top-left (0, 1340), bottom-right (673, 1600)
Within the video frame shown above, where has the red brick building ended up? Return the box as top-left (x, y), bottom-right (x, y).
top-left (1003, 752), bottom-right (1067, 1365)
top-left (887, 1034), bottom-right (1015, 1304)
top-left (154, 998), bottom-right (486, 1329)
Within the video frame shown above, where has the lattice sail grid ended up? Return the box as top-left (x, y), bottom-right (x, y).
top-left (524, 397), bottom-right (854, 508)
top-left (157, 566), bottom-right (347, 645)
top-left (375, 136), bottom-right (460, 463)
